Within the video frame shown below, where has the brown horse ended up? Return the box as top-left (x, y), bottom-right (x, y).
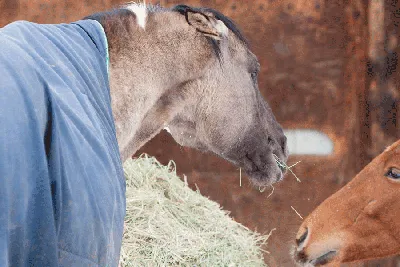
top-left (294, 139), bottom-right (400, 266)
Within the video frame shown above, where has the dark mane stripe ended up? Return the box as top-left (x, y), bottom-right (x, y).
top-left (172, 5), bottom-right (248, 46)
top-left (172, 5), bottom-right (248, 63)
top-left (84, 3), bottom-right (248, 62)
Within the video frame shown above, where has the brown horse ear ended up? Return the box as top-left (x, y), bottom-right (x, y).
top-left (186, 11), bottom-right (227, 40)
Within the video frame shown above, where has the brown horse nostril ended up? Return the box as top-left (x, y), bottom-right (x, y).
top-left (296, 228), bottom-right (308, 246)
top-left (294, 250), bottom-right (308, 264)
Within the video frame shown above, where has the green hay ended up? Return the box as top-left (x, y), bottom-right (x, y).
top-left (120, 155), bottom-right (270, 267)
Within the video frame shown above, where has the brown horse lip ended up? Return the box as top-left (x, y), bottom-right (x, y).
top-left (311, 250), bottom-right (337, 266)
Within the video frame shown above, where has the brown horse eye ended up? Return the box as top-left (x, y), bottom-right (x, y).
top-left (386, 168), bottom-right (400, 179)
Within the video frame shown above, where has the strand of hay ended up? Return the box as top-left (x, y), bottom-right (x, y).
top-left (120, 155), bottom-right (270, 267)
top-left (273, 154), bottom-right (301, 182)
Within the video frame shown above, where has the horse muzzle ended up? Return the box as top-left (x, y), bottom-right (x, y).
top-left (294, 226), bottom-right (343, 266)
top-left (294, 249), bottom-right (338, 266)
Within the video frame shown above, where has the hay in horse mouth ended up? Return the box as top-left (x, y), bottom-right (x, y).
top-left (273, 154), bottom-right (301, 182)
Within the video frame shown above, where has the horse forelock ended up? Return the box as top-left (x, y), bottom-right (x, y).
top-left (124, 2), bottom-right (148, 29)
top-left (85, 3), bottom-right (247, 62)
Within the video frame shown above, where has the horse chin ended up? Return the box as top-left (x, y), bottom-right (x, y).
top-left (249, 155), bottom-right (285, 186)
top-left (172, 135), bottom-right (286, 187)
top-left (247, 169), bottom-right (283, 187)
top-left (294, 250), bottom-right (338, 267)
top-left (224, 150), bottom-right (286, 187)
top-left (246, 168), bottom-right (284, 187)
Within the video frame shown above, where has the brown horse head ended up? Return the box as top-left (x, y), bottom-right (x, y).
top-left (88, 3), bottom-right (288, 187)
top-left (294, 139), bottom-right (400, 266)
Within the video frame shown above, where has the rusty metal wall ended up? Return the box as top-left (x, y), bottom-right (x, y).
top-left (1, 0), bottom-right (399, 266)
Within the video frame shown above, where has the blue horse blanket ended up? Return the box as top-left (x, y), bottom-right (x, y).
top-left (0, 20), bottom-right (125, 266)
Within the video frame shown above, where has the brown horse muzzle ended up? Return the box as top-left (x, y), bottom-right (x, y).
top-left (293, 224), bottom-right (344, 266)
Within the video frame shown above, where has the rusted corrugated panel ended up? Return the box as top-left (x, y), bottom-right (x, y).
top-left (366, 0), bottom-right (399, 160)
top-left (0, 0), bottom-right (115, 26)
top-left (0, 0), bottom-right (19, 24)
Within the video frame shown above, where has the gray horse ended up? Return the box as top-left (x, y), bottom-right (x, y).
top-left (93, 4), bottom-right (288, 184)
top-left (0, 3), bottom-right (287, 266)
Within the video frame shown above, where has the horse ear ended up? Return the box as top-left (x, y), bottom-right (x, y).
top-left (186, 11), bottom-right (228, 40)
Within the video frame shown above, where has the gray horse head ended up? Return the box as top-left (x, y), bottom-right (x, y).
top-left (87, 3), bottom-right (288, 186)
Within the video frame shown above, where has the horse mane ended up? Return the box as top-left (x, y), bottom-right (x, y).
top-left (172, 5), bottom-right (248, 46)
top-left (83, 3), bottom-right (248, 61)
top-left (172, 5), bottom-right (248, 62)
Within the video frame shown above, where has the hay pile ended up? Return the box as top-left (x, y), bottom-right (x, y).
top-left (120, 155), bottom-right (270, 267)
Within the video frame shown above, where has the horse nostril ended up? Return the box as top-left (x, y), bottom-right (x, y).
top-left (267, 136), bottom-right (273, 145)
top-left (281, 136), bottom-right (287, 152)
top-left (296, 227), bottom-right (308, 247)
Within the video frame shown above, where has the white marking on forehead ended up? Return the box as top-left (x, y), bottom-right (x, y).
top-left (126, 2), bottom-right (147, 29)
top-left (214, 20), bottom-right (229, 36)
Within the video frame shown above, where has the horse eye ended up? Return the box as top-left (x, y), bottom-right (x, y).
top-left (385, 168), bottom-right (400, 179)
top-left (250, 72), bottom-right (258, 82)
